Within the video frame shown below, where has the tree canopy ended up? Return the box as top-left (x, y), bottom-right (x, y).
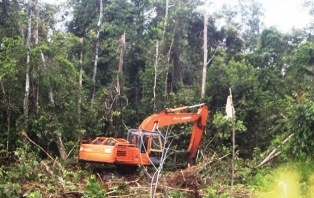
top-left (1, 0), bottom-right (314, 197)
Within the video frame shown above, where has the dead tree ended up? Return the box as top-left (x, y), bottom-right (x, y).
top-left (23, 0), bottom-right (32, 119)
top-left (78, 38), bottom-right (84, 123)
top-left (116, 32), bottom-right (125, 96)
top-left (201, 12), bottom-right (208, 98)
top-left (91, 0), bottom-right (103, 105)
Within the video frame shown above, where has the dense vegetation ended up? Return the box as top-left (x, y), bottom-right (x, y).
top-left (1, 0), bottom-right (314, 197)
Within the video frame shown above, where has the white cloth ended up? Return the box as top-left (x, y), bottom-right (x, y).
top-left (226, 95), bottom-right (234, 118)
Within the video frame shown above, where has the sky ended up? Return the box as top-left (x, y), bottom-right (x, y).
top-left (214, 0), bottom-right (313, 32)
top-left (258, 0), bottom-right (312, 32)
top-left (49, 0), bottom-right (313, 33)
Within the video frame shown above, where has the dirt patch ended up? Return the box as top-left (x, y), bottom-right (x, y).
top-left (165, 166), bottom-right (203, 190)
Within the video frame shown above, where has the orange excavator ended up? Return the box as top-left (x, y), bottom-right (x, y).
top-left (79, 103), bottom-right (208, 166)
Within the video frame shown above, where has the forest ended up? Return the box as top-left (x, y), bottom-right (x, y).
top-left (1, 0), bottom-right (314, 197)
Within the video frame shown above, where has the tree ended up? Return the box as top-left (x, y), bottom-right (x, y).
top-left (238, 0), bottom-right (264, 51)
top-left (23, 0), bottom-right (32, 120)
top-left (0, 37), bottom-right (25, 156)
top-left (221, 24), bottom-right (245, 62)
top-left (0, 0), bottom-right (23, 39)
top-left (285, 100), bottom-right (314, 161)
top-left (287, 42), bottom-right (314, 86)
top-left (201, 10), bottom-right (208, 98)
top-left (91, 0), bottom-right (103, 105)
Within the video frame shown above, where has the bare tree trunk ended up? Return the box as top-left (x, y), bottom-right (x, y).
top-left (201, 13), bottom-right (208, 98)
top-left (78, 38), bottom-right (84, 123)
top-left (24, 0), bottom-right (32, 119)
top-left (162, 0), bottom-right (169, 96)
top-left (36, 27), bottom-right (54, 106)
top-left (118, 32), bottom-right (125, 74)
top-left (54, 130), bottom-right (67, 159)
top-left (162, 0), bottom-right (169, 40)
top-left (34, 0), bottom-right (40, 113)
top-left (153, 41), bottom-right (159, 111)
top-left (116, 32), bottom-right (125, 95)
top-left (35, 0), bottom-right (55, 108)
top-left (91, 0), bottom-right (103, 105)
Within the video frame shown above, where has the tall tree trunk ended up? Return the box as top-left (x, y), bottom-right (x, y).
top-left (54, 130), bottom-right (67, 159)
top-left (153, 41), bottom-right (159, 111)
top-left (118, 32), bottom-right (125, 74)
top-left (162, 0), bottom-right (169, 96)
top-left (34, 0), bottom-right (40, 113)
top-left (78, 38), bottom-right (84, 123)
top-left (162, 0), bottom-right (169, 41)
top-left (91, 0), bottom-right (103, 105)
top-left (116, 32), bottom-right (125, 96)
top-left (34, 0), bottom-right (55, 108)
top-left (201, 13), bottom-right (208, 98)
top-left (24, 0), bottom-right (32, 119)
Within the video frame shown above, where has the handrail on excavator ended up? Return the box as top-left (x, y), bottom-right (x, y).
top-left (165, 103), bottom-right (205, 113)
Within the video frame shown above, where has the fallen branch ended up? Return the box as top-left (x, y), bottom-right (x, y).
top-left (66, 138), bottom-right (81, 159)
top-left (22, 131), bottom-right (54, 161)
top-left (105, 190), bottom-right (117, 196)
top-left (108, 194), bottom-right (135, 198)
top-left (219, 153), bottom-right (231, 161)
top-left (126, 177), bottom-right (141, 187)
top-left (181, 169), bottom-right (186, 181)
top-left (165, 186), bottom-right (196, 193)
top-left (22, 131), bottom-right (61, 168)
top-left (40, 161), bottom-right (53, 175)
top-left (64, 191), bottom-right (84, 196)
top-left (97, 173), bottom-right (105, 185)
top-left (257, 133), bottom-right (294, 168)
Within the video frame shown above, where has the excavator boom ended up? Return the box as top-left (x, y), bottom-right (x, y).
top-left (139, 103), bottom-right (208, 165)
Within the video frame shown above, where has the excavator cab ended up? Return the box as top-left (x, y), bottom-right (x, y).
top-left (127, 129), bottom-right (163, 165)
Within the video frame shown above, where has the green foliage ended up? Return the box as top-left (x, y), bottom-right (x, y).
top-left (0, 182), bottom-right (22, 198)
top-left (204, 184), bottom-right (229, 198)
top-left (287, 41), bottom-right (314, 91)
top-left (212, 112), bottom-right (247, 140)
top-left (0, 1), bottom-right (22, 38)
top-left (168, 189), bottom-right (186, 198)
top-left (0, 37), bottom-right (24, 78)
top-left (0, 146), bottom-right (94, 197)
top-left (84, 175), bottom-right (106, 198)
top-left (23, 191), bottom-right (41, 198)
top-left (251, 162), bottom-right (314, 197)
top-left (1, 0), bottom-right (314, 196)
top-left (285, 99), bottom-right (314, 160)
top-left (221, 25), bottom-right (245, 62)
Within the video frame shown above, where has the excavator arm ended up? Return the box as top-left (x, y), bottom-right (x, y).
top-left (138, 103), bottom-right (209, 165)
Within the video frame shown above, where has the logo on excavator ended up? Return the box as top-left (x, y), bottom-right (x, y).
top-left (173, 116), bottom-right (192, 120)
top-left (80, 147), bottom-right (92, 152)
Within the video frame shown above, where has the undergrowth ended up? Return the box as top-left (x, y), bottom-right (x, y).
top-left (250, 161), bottom-right (314, 198)
top-left (0, 147), bottom-right (90, 197)
top-left (2, 146), bottom-right (314, 198)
